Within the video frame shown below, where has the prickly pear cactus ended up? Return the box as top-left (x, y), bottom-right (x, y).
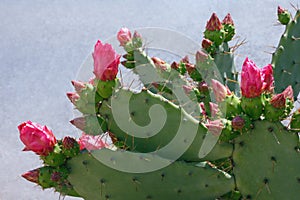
top-left (19, 6), bottom-right (300, 200)
top-left (272, 6), bottom-right (300, 99)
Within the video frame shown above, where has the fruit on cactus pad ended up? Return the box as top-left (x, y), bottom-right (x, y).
top-left (277, 6), bottom-right (291, 25)
top-left (92, 40), bottom-right (120, 81)
top-left (117, 27), bottom-right (132, 46)
top-left (18, 121), bottom-right (57, 156)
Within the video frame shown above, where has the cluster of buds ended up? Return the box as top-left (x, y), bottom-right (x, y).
top-left (202, 13), bottom-right (235, 54)
top-left (19, 120), bottom-right (115, 190)
top-left (117, 27), bottom-right (143, 52)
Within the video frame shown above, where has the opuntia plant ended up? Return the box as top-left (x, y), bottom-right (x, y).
top-left (19, 6), bottom-right (300, 200)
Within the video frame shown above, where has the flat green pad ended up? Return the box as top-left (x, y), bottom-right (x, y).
top-left (67, 149), bottom-right (235, 200)
top-left (233, 120), bottom-right (300, 200)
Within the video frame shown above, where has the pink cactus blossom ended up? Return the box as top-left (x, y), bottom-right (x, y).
top-left (205, 119), bottom-right (224, 136)
top-left (22, 169), bottom-right (40, 184)
top-left (206, 13), bottom-right (222, 31)
top-left (261, 64), bottom-right (274, 93)
top-left (209, 102), bottom-right (220, 118)
top-left (18, 121), bottom-right (57, 156)
top-left (92, 40), bottom-right (120, 81)
top-left (222, 13), bottom-right (234, 25)
top-left (78, 132), bottom-right (113, 151)
top-left (117, 27), bottom-right (132, 46)
top-left (241, 58), bottom-right (263, 98)
top-left (211, 79), bottom-right (231, 102)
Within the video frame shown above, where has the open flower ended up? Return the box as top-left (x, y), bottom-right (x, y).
top-left (241, 58), bottom-right (263, 98)
top-left (93, 40), bottom-right (120, 81)
top-left (18, 121), bottom-right (57, 156)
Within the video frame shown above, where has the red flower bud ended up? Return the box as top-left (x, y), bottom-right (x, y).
top-left (261, 64), bottom-right (274, 93)
top-left (206, 13), bottom-right (223, 31)
top-left (196, 50), bottom-right (208, 63)
top-left (22, 169), bottom-right (40, 184)
top-left (70, 117), bottom-right (86, 131)
top-left (222, 13), bottom-right (234, 25)
top-left (232, 116), bottom-right (245, 131)
top-left (62, 136), bottom-right (78, 150)
top-left (241, 58), bottom-right (263, 98)
top-left (18, 121), bottom-right (57, 156)
top-left (201, 38), bottom-right (213, 49)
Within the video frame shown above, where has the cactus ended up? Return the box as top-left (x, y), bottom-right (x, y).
top-left (19, 6), bottom-right (300, 200)
top-left (272, 7), bottom-right (300, 99)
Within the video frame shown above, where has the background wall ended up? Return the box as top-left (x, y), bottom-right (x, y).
top-left (0, 0), bottom-right (296, 199)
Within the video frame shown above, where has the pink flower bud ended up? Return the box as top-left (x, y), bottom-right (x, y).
top-left (151, 57), bottom-right (168, 71)
top-left (261, 64), bottom-right (274, 93)
top-left (78, 132), bottom-right (113, 151)
top-left (66, 92), bottom-right (80, 104)
top-left (270, 93), bottom-right (286, 108)
top-left (18, 121), bottom-right (57, 156)
top-left (206, 13), bottom-right (223, 31)
top-left (211, 79), bottom-right (231, 102)
top-left (170, 61), bottom-right (179, 70)
top-left (205, 119), bottom-right (224, 136)
top-left (22, 169), bottom-right (40, 184)
top-left (222, 13), bottom-right (234, 25)
top-left (182, 85), bottom-right (193, 95)
top-left (241, 58), bottom-right (263, 98)
top-left (270, 85), bottom-right (294, 108)
top-left (133, 30), bottom-right (142, 39)
top-left (196, 50), bottom-right (208, 63)
top-left (200, 102), bottom-right (207, 116)
top-left (117, 27), bottom-right (132, 46)
top-left (201, 38), bottom-right (213, 49)
top-left (92, 40), bottom-right (120, 81)
top-left (277, 6), bottom-right (285, 15)
top-left (282, 85), bottom-right (293, 100)
top-left (71, 80), bottom-right (86, 93)
top-left (198, 81), bottom-right (209, 93)
top-left (209, 102), bottom-right (219, 118)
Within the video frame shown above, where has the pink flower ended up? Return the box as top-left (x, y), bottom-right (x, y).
top-left (18, 121), bottom-right (57, 156)
top-left (205, 119), bottom-right (224, 136)
top-left (211, 79), bottom-right (231, 102)
top-left (241, 58), bottom-right (263, 98)
top-left (78, 132), bottom-right (113, 151)
top-left (261, 64), bottom-right (274, 93)
top-left (117, 27), bottom-right (132, 46)
top-left (206, 13), bottom-right (222, 31)
top-left (92, 40), bottom-right (120, 81)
